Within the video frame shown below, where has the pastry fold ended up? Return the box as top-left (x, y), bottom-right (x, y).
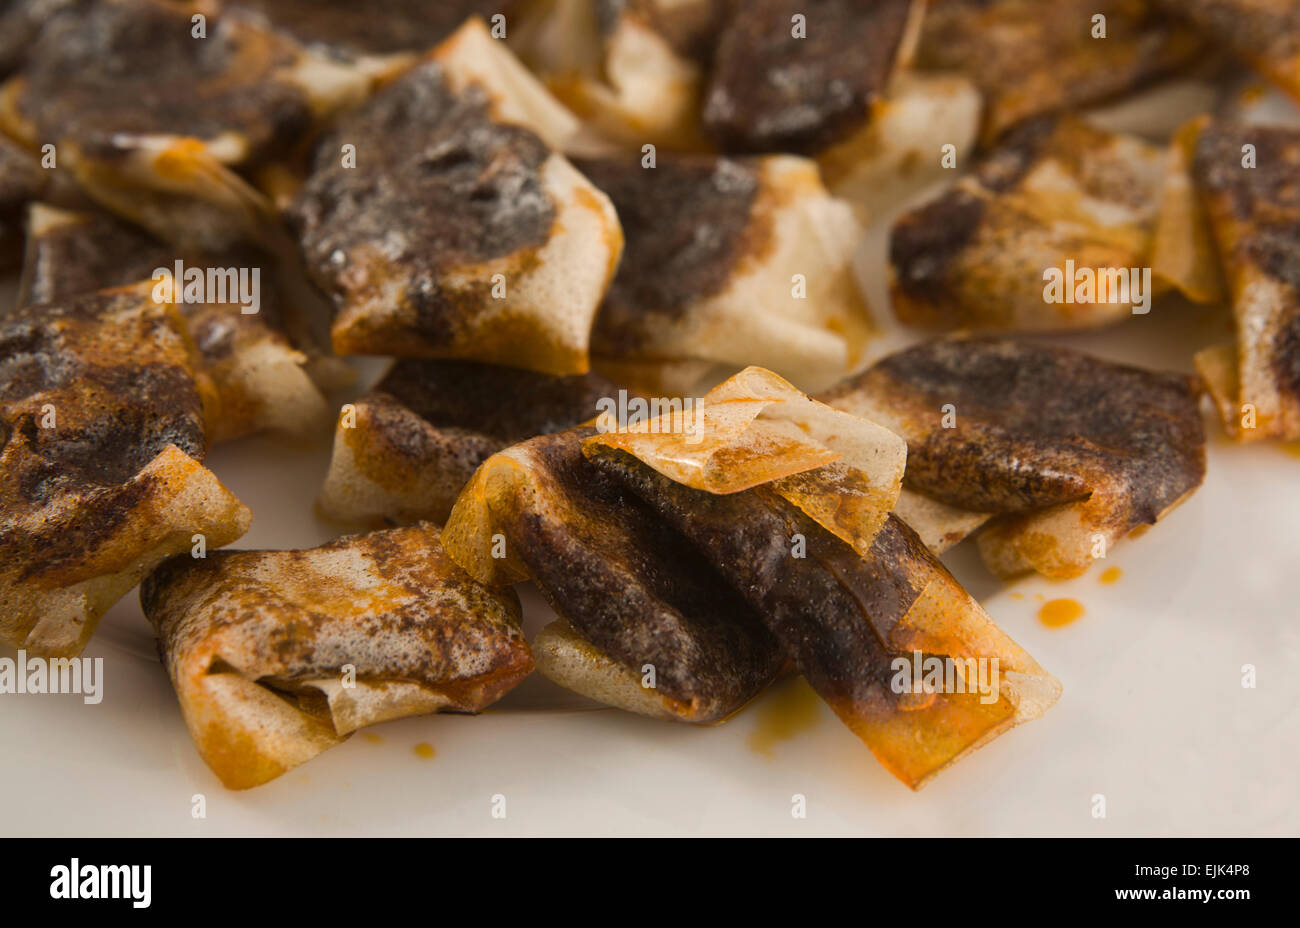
top-left (1189, 122), bottom-right (1300, 441)
top-left (918, 0), bottom-right (1203, 144)
top-left (577, 154), bottom-right (871, 387)
top-left (287, 17), bottom-right (622, 375)
top-left (890, 116), bottom-right (1166, 331)
top-left (0, 0), bottom-right (371, 250)
top-left (141, 525), bottom-right (532, 789)
top-left (319, 359), bottom-right (617, 524)
top-left (819, 337), bottom-right (1207, 579)
top-left (0, 280), bottom-right (251, 657)
top-left (443, 428), bottom-right (785, 723)
top-left (580, 395), bottom-right (1059, 790)
top-left (20, 203), bottom-right (329, 441)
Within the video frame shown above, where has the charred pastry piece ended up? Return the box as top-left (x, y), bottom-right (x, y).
top-left (287, 18), bottom-right (622, 375)
top-left (574, 154), bottom-right (869, 387)
top-left (319, 359), bottom-right (617, 524)
top-left (442, 428), bottom-right (785, 724)
top-left (701, 0), bottom-right (921, 156)
top-left (225, 0), bottom-right (520, 61)
top-left (0, 134), bottom-right (46, 269)
top-left (819, 337), bottom-right (1207, 579)
top-left (0, 280), bottom-right (251, 658)
top-left (0, 0), bottom-right (370, 251)
top-left (580, 370), bottom-right (1059, 790)
top-left (516, 0), bottom-right (723, 148)
top-left (1157, 0), bottom-right (1300, 104)
top-left (0, 0), bottom-right (88, 77)
top-left (141, 525), bottom-right (532, 790)
top-left (20, 204), bottom-right (329, 441)
top-left (890, 116), bottom-right (1166, 331)
top-left (918, 0), bottom-right (1203, 144)
top-left (1191, 122), bottom-right (1300, 441)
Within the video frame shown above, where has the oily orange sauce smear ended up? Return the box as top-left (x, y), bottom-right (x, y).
top-left (1038, 598), bottom-right (1085, 628)
top-left (748, 677), bottom-right (823, 759)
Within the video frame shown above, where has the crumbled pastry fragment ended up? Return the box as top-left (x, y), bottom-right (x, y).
top-left (576, 153), bottom-right (870, 385)
top-left (141, 524), bottom-right (531, 789)
top-left (0, 0), bottom-right (371, 250)
top-left (443, 428), bottom-right (785, 723)
top-left (587, 446), bottom-right (1061, 790)
top-left (584, 366), bottom-right (907, 557)
top-left (287, 18), bottom-right (621, 375)
top-left (890, 116), bottom-right (1166, 331)
top-left (918, 0), bottom-right (1203, 144)
top-left (0, 281), bottom-right (251, 657)
top-left (1191, 121), bottom-right (1300, 441)
top-left (319, 359), bottom-right (617, 524)
top-left (819, 337), bottom-right (1207, 579)
top-left (20, 203), bottom-right (328, 440)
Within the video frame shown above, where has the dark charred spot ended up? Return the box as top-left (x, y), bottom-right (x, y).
top-left (889, 188), bottom-right (986, 306)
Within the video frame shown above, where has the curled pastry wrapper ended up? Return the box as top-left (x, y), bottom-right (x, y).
top-left (819, 337), bottom-right (1207, 579)
top-left (1189, 121), bottom-right (1300, 441)
top-left (0, 280), bottom-right (251, 657)
top-left (289, 17), bottom-right (621, 375)
top-left (583, 366), bottom-right (908, 557)
top-left (0, 0), bottom-right (372, 250)
top-left (443, 429), bottom-right (784, 722)
top-left (21, 203), bottom-right (329, 442)
top-left (1150, 117), bottom-right (1227, 305)
top-left (318, 360), bottom-right (616, 525)
top-left (514, 0), bottom-right (713, 150)
top-left (586, 447), bottom-right (1061, 790)
top-left (141, 525), bottom-right (531, 789)
top-left (890, 116), bottom-right (1167, 331)
top-left (579, 154), bottom-right (872, 387)
top-left (918, 0), bottom-right (1203, 144)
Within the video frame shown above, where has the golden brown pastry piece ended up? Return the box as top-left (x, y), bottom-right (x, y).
top-left (581, 382), bottom-right (1060, 789)
top-left (890, 116), bottom-right (1166, 331)
top-left (575, 153), bottom-right (870, 387)
top-left (1191, 122), bottom-right (1300, 441)
top-left (1158, 0), bottom-right (1300, 104)
top-left (19, 204), bottom-right (329, 441)
top-left (918, 0), bottom-right (1203, 144)
top-left (0, 133), bottom-right (46, 268)
top-left (0, 0), bottom-right (370, 250)
top-left (819, 337), bottom-right (1207, 579)
top-left (141, 524), bottom-right (532, 790)
top-left (319, 359), bottom-right (617, 524)
top-left (287, 18), bottom-right (621, 375)
top-left (443, 428), bottom-right (785, 724)
top-left (0, 280), bottom-right (251, 658)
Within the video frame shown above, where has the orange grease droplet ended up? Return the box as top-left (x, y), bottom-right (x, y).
top-left (1039, 598), bottom-right (1085, 628)
top-left (363, 733), bottom-right (383, 745)
top-left (1099, 567), bottom-right (1123, 585)
top-left (413, 743), bottom-right (436, 759)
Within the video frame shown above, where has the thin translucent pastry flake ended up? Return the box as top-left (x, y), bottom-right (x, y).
top-left (585, 446), bottom-right (1061, 790)
top-left (584, 366), bottom-right (908, 557)
top-left (0, 0), bottom-right (371, 250)
top-left (918, 0), bottom-right (1203, 144)
top-left (1191, 122), bottom-right (1300, 441)
top-left (20, 203), bottom-right (329, 441)
top-left (141, 525), bottom-right (532, 789)
top-left (819, 337), bottom-right (1207, 579)
top-left (890, 116), bottom-right (1166, 331)
top-left (0, 280), bottom-right (251, 658)
top-left (287, 18), bottom-right (622, 375)
top-left (575, 154), bottom-right (870, 386)
top-left (442, 429), bottom-right (785, 723)
top-left (319, 359), bottom-right (617, 524)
